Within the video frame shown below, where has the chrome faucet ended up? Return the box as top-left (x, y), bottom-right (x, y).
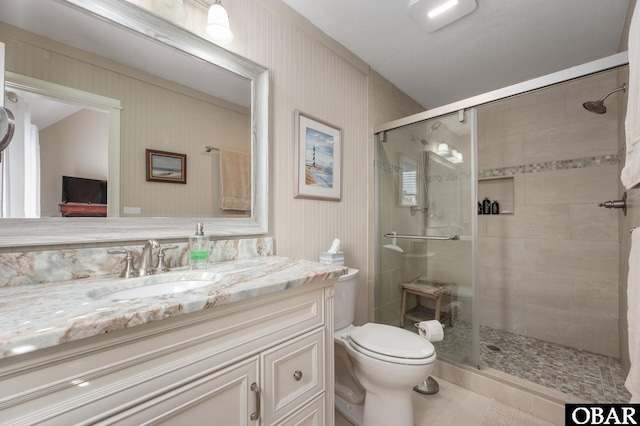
top-left (137, 240), bottom-right (159, 276)
top-left (109, 241), bottom-right (178, 277)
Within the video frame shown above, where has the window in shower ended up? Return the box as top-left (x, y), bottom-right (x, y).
top-left (399, 155), bottom-right (418, 206)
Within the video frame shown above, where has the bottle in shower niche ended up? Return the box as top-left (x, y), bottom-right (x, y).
top-left (491, 200), bottom-right (500, 215)
top-left (189, 223), bottom-right (209, 269)
top-left (482, 197), bottom-right (492, 215)
top-left (478, 202), bottom-right (483, 215)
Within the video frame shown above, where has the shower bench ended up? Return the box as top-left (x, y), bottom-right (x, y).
top-left (400, 278), bottom-right (456, 328)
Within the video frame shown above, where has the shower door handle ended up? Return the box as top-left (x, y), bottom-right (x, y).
top-left (384, 233), bottom-right (459, 241)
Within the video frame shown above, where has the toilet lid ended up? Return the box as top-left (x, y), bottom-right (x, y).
top-left (349, 323), bottom-right (434, 360)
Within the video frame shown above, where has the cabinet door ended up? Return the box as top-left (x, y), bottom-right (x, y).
top-left (275, 395), bottom-right (325, 426)
top-left (102, 356), bottom-right (260, 425)
top-left (261, 329), bottom-right (325, 425)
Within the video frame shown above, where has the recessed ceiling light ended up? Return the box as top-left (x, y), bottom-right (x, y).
top-left (409, 0), bottom-right (477, 33)
top-left (428, 0), bottom-right (458, 18)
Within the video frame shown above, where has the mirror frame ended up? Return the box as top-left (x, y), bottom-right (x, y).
top-left (0, 0), bottom-right (269, 247)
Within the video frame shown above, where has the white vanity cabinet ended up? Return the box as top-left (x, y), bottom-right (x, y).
top-left (0, 283), bottom-right (336, 426)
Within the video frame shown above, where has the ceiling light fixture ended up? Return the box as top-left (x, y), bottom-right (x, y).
top-left (409, 0), bottom-right (477, 33)
top-left (206, 0), bottom-right (234, 45)
top-left (427, 0), bottom-right (458, 18)
top-left (151, 0), bottom-right (188, 23)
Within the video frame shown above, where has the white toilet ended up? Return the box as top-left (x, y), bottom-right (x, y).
top-left (334, 268), bottom-right (436, 426)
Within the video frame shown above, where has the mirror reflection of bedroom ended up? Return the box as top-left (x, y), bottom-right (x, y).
top-left (2, 78), bottom-right (252, 220)
top-left (2, 88), bottom-right (108, 218)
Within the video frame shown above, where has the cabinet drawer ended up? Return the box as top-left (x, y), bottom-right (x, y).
top-left (100, 356), bottom-right (259, 426)
top-left (275, 394), bottom-right (326, 426)
top-left (261, 329), bottom-right (325, 425)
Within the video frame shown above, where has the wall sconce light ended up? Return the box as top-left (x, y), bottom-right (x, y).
top-left (437, 142), bottom-right (451, 157)
top-left (450, 149), bottom-right (463, 164)
top-left (206, 0), bottom-right (234, 44)
top-left (151, 0), bottom-right (188, 22)
top-left (436, 143), bottom-right (463, 163)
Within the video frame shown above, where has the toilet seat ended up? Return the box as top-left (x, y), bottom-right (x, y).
top-left (348, 323), bottom-right (435, 365)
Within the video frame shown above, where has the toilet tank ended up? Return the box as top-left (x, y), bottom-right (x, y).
top-left (334, 268), bottom-right (359, 330)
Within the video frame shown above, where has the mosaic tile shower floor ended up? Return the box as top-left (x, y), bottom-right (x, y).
top-left (431, 321), bottom-right (631, 403)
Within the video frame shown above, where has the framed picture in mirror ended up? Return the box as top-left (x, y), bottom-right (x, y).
top-left (146, 149), bottom-right (187, 184)
top-left (294, 110), bottom-right (342, 201)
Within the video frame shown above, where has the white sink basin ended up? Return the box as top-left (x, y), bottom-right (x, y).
top-left (106, 279), bottom-right (218, 300)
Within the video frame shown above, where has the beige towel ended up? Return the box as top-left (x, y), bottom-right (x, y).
top-left (621, 3), bottom-right (640, 189)
top-left (627, 229), bottom-right (640, 402)
top-left (219, 149), bottom-right (251, 211)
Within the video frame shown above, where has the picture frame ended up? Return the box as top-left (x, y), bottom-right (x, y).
top-left (146, 149), bottom-right (187, 184)
top-left (294, 110), bottom-right (342, 201)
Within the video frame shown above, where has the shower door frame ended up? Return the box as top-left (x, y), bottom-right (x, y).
top-left (373, 51), bottom-right (629, 369)
top-left (375, 52), bottom-right (628, 135)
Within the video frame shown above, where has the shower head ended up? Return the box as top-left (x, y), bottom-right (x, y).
top-left (582, 100), bottom-right (607, 114)
top-left (411, 121), bottom-right (443, 147)
top-left (583, 83), bottom-right (626, 114)
top-left (411, 135), bottom-right (429, 146)
top-left (426, 121), bottom-right (442, 143)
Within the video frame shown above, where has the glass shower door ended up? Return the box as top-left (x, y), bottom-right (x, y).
top-left (375, 110), bottom-right (478, 366)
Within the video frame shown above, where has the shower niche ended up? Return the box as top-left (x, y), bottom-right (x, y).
top-left (477, 176), bottom-right (514, 215)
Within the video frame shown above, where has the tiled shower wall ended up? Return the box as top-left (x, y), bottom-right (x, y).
top-left (477, 69), bottom-right (621, 357)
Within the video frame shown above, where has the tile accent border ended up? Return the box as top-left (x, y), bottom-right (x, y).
top-left (478, 154), bottom-right (618, 179)
top-left (377, 153), bottom-right (618, 183)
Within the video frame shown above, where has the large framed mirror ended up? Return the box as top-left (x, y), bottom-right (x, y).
top-left (0, 0), bottom-right (268, 247)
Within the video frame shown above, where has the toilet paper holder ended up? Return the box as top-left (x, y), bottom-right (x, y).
top-left (414, 321), bottom-right (445, 331)
top-left (414, 320), bottom-right (444, 342)
top-left (413, 321), bottom-right (443, 395)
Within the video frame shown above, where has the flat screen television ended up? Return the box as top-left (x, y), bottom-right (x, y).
top-left (61, 176), bottom-right (107, 205)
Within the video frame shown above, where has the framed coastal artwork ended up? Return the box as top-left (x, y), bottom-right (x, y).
top-left (146, 149), bottom-right (187, 184)
top-left (294, 110), bottom-right (342, 201)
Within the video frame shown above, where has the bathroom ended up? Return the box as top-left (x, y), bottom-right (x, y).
top-left (0, 0), bottom-right (638, 425)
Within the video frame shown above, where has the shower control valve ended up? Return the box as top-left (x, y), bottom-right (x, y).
top-left (597, 192), bottom-right (627, 216)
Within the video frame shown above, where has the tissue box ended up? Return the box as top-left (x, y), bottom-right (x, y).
top-left (319, 251), bottom-right (344, 265)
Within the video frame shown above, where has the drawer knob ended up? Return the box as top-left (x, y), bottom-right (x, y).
top-left (293, 370), bottom-right (303, 381)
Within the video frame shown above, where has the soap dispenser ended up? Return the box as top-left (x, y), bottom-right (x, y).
top-left (189, 223), bottom-right (209, 269)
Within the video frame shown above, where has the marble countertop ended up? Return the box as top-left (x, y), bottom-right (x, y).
top-left (0, 256), bottom-right (346, 360)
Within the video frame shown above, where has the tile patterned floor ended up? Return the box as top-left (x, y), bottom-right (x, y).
top-left (479, 325), bottom-right (630, 403)
top-left (425, 319), bottom-right (631, 403)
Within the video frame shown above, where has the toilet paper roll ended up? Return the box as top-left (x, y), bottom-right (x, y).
top-left (418, 320), bottom-right (444, 342)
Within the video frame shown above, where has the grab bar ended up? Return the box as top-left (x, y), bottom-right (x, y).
top-left (384, 233), bottom-right (459, 241)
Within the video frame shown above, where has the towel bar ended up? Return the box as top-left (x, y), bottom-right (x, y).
top-left (384, 233), bottom-right (459, 241)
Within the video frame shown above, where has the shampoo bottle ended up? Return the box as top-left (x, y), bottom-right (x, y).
top-left (491, 200), bottom-right (500, 215)
top-left (189, 223), bottom-right (209, 269)
top-left (482, 197), bottom-right (491, 215)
